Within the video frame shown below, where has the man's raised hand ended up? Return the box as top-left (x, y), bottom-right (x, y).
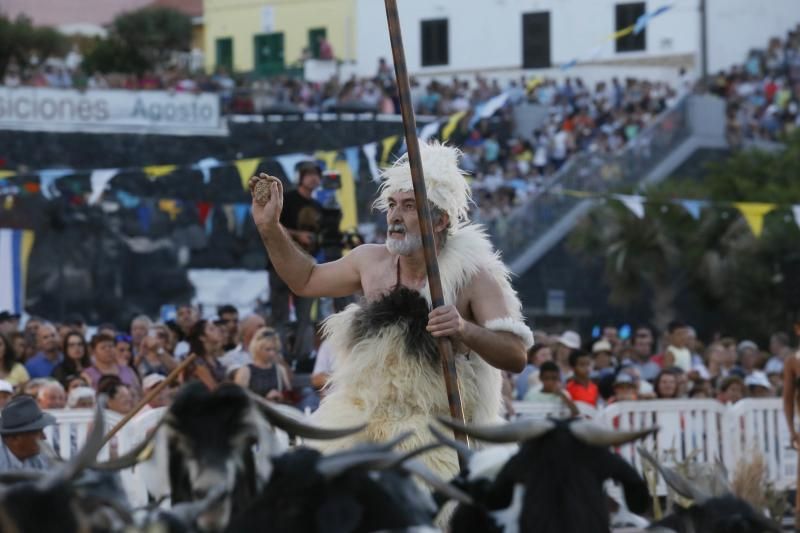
top-left (249, 173), bottom-right (283, 231)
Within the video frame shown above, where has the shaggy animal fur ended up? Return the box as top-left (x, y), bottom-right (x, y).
top-left (310, 224), bottom-right (532, 482)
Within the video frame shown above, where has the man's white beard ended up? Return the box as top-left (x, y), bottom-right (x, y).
top-left (386, 233), bottom-right (423, 256)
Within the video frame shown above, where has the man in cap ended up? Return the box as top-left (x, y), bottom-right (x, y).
top-left (0, 395), bottom-right (55, 471)
top-left (0, 311), bottom-right (20, 335)
top-left (249, 141), bottom-right (532, 479)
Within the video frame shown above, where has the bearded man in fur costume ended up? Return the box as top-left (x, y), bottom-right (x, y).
top-left (249, 141), bottom-right (533, 481)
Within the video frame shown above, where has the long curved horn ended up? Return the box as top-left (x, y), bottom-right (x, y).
top-left (429, 424), bottom-right (474, 462)
top-left (637, 447), bottom-right (709, 503)
top-left (375, 430), bottom-right (414, 452)
top-left (248, 392), bottom-right (366, 440)
top-left (42, 405), bottom-right (106, 488)
top-left (436, 416), bottom-right (555, 444)
top-left (92, 419), bottom-right (163, 471)
top-left (386, 442), bottom-right (442, 469)
top-left (400, 459), bottom-right (474, 505)
top-left (569, 420), bottom-right (658, 447)
top-left (316, 451), bottom-right (398, 478)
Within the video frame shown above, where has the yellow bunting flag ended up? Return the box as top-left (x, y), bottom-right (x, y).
top-left (158, 199), bottom-right (182, 221)
top-left (3, 196), bottom-right (14, 210)
top-left (144, 165), bottom-right (177, 181)
top-left (234, 158), bottom-right (262, 190)
top-left (526, 77), bottom-right (543, 93)
top-left (314, 150), bottom-right (338, 171)
top-left (441, 111), bottom-right (466, 141)
top-left (380, 135), bottom-right (399, 167)
top-left (20, 230), bottom-right (35, 292)
top-left (610, 25), bottom-right (634, 40)
top-left (0, 170), bottom-right (16, 180)
top-left (734, 202), bottom-right (776, 237)
top-left (332, 159), bottom-right (358, 232)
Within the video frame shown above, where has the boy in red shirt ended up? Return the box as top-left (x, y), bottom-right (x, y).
top-left (566, 350), bottom-right (599, 407)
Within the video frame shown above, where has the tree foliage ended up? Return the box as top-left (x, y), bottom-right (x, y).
top-left (82, 7), bottom-right (192, 75)
top-left (0, 15), bottom-right (70, 77)
top-left (569, 131), bottom-right (800, 339)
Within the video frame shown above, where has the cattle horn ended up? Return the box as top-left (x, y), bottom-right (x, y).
top-left (637, 447), bottom-right (710, 503)
top-left (436, 416), bottom-right (555, 444)
top-left (42, 404), bottom-right (106, 488)
top-left (400, 459), bottom-right (474, 505)
top-left (248, 392), bottom-right (366, 440)
top-left (316, 451), bottom-right (398, 478)
top-left (569, 419), bottom-right (658, 447)
top-left (92, 419), bottom-right (163, 471)
top-left (429, 424), bottom-right (474, 462)
top-left (387, 442), bottom-right (442, 469)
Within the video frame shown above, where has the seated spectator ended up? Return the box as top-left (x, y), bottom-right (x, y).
top-left (736, 340), bottom-right (760, 375)
top-left (234, 327), bottom-right (292, 402)
top-left (25, 323), bottom-right (63, 379)
top-left (516, 344), bottom-right (553, 400)
top-left (52, 331), bottom-right (91, 388)
top-left (97, 375), bottom-right (134, 415)
top-left (182, 320), bottom-right (226, 391)
top-left (610, 373), bottom-right (638, 402)
top-left (220, 314), bottom-right (266, 370)
top-left (523, 361), bottom-right (579, 416)
top-left (136, 333), bottom-right (178, 378)
top-left (565, 350), bottom-right (599, 407)
top-left (114, 334), bottom-right (135, 369)
top-left (82, 333), bottom-right (141, 393)
top-left (654, 369), bottom-right (680, 399)
top-left (0, 396), bottom-right (55, 472)
top-left (0, 333), bottom-right (30, 387)
top-left (0, 380), bottom-right (12, 408)
top-left (744, 371), bottom-right (772, 398)
top-left (717, 375), bottom-right (745, 404)
top-left (67, 387), bottom-right (96, 409)
top-left (64, 375), bottom-right (90, 394)
top-left (37, 381), bottom-right (66, 409)
top-left (21, 378), bottom-right (50, 399)
top-left (139, 374), bottom-right (172, 412)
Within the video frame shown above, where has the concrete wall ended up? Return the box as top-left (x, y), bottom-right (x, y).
top-left (355, 0), bottom-right (800, 79)
top-left (203, 0), bottom-right (356, 73)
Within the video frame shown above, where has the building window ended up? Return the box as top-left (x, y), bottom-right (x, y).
top-left (421, 19), bottom-right (448, 66)
top-left (216, 37), bottom-right (233, 71)
top-left (522, 12), bottom-right (551, 69)
top-left (615, 2), bottom-right (646, 53)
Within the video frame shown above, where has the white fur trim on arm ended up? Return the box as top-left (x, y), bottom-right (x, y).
top-left (484, 317), bottom-right (534, 349)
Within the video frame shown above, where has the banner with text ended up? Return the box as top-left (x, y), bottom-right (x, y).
top-left (0, 87), bottom-right (226, 136)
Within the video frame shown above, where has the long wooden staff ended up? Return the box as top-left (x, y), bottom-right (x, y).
top-left (101, 353), bottom-right (196, 446)
top-left (383, 0), bottom-right (470, 464)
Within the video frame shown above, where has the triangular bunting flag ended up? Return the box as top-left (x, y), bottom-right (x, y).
top-left (0, 170), bottom-right (16, 179)
top-left (136, 205), bottom-right (152, 233)
top-left (194, 158), bottom-right (221, 184)
top-left (735, 202), bottom-right (776, 237)
top-left (89, 169), bottom-right (119, 205)
top-left (617, 194), bottom-right (645, 218)
top-left (441, 111), bottom-right (466, 141)
top-left (275, 153), bottom-right (310, 183)
top-left (196, 201), bottom-right (212, 226)
top-left (158, 199), bottom-right (182, 221)
top-left (3, 196), bottom-right (13, 210)
top-left (315, 151), bottom-right (338, 171)
top-left (144, 165), bottom-right (177, 181)
top-left (233, 204), bottom-right (250, 236)
top-left (380, 135), bottom-right (399, 166)
top-left (363, 142), bottom-right (380, 181)
top-left (204, 207), bottom-right (214, 236)
top-left (344, 147), bottom-right (361, 182)
top-left (234, 158), bottom-right (261, 190)
top-left (116, 190), bottom-right (141, 209)
top-left (793, 205), bottom-right (800, 230)
top-left (222, 204), bottom-right (236, 234)
top-left (39, 168), bottom-right (73, 199)
top-left (680, 199), bottom-right (707, 220)
top-left (419, 120), bottom-right (441, 141)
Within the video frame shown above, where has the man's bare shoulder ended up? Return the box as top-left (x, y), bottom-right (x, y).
top-left (348, 243), bottom-right (392, 263)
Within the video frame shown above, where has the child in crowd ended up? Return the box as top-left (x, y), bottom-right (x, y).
top-left (524, 361), bottom-right (579, 416)
top-left (566, 350), bottom-right (599, 407)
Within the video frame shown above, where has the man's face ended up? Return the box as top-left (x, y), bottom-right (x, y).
top-left (671, 327), bottom-right (690, 348)
top-left (93, 341), bottom-right (114, 364)
top-left (177, 306), bottom-right (196, 332)
top-left (725, 383), bottom-right (744, 403)
top-left (540, 371), bottom-right (560, 393)
top-left (4, 430), bottom-right (45, 460)
top-left (0, 319), bottom-right (15, 335)
top-left (614, 384), bottom-right (636, 401)
top-left (602, 327), bottom-right (619, 344)
top-left (633, 329), bottom-right (653, 358)
top-left (24, 319), bottom-right (40, 337)
top-left (385, 192), bottom-right (423, 256)
top-left (36, 325), bottom-right (58, 353)
top-left (573, 356), bottom-right (592, 379)
top-left (219, 312), bottom-right (239, 341)
top-left (593, 351), bottom-right (612, 369)
top-left (131, 321), bottom-right (149, 344)
top-left (39, 387), bottom-right (66, 409)
top-left (300, 171), bottom-right (321, 192)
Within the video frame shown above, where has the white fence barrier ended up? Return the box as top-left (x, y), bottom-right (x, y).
top-left (513, 398), bottom-right (796, 494)
top-left (46, 399), bottom-right (796, 503)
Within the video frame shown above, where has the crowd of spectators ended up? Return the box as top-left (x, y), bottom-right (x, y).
top-left (506, 319), bottom-right (790, 417)
top-left (715, 24), bottom-right (800, 144)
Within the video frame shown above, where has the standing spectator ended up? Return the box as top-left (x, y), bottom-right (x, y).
top-left (136, 334), bottom-right (177, 378)
top-left (220, 314), bottom-right (266, 369)
top-left (766, 332), bottom-right (791, 375)
top-left (25, 323), bottom-right (63, 379)
top-left (623, 325), bottom-right (660, 381)
top-left (182, 320), bottom-right (226, 391)
top-left (0, 396), bottom-right (55, 472)
top-left (565, 350), bottom-right (599, 407)
top-left (654, 370), bottom-right (680, 399)
top-left (82, 334), bottom-right (140, 392)
top-left (590, 339), bottom-right (615, 380)
top-left (234, 327), bottom-right (292, 402)
top-left (317, 35), bottom-right (334, 60)
top-left (736, 340), bottom-right (760, 375)
top-left (216, 305), bottom-right (240, 352)
top-left (0, 334), bottom-right (29, 387)
top-left (554, 330), bottom-right (581, 378)
top-left (516, 344), bottom-right (553, 400)
top-left (37, 382), bottom-right (66, 410)
top-left (654, 320), bottom-right (692, 372)
top-left (51, 332), bottom-right (91, 387)
top-left (129, 315), bottom-right (152, 356)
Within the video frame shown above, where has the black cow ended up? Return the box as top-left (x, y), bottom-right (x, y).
top-left (224, 433), bottom-right (471, 533)
top-left (433, 416), bottom-right (656, 533)
top-left (639, 448), bottom-right (780, 533)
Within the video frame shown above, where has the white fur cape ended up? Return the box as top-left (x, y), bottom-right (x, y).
top-left (309, 224), bottom-right (533, 480)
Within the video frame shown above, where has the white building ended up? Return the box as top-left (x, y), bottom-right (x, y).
top-left (355, 0), bottom-right (800, 84)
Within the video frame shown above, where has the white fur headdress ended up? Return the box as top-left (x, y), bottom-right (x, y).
top-left (373, 141), bottom-right (472, 226)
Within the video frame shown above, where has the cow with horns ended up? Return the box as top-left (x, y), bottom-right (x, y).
top-left (431, 416), bottom-right (657, 533)
top-left (638, 448), bottom-right (781, 533)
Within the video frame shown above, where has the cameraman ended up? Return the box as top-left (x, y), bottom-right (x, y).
top-left (268, 161), bottom-right (322, 366)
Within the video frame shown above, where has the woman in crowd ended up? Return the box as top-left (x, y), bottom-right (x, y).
top-left (82, 333), bottom-right (141, 394)
top-left (654, 369), bottom-right (681, 399)
top-left (0, 333), bottom-right (30, 387)
top-left (97, 375), bottom-right (133, 415)
top-left (52, 331), bottom-right (92, 387)
top-left (136, 332), bottom-right (177, 377)
top-left (113, 334), bottom-right (135, 369)
top-left (234, 327), bottom-right (292, 402)
top-left (182, 319), bottom-right (226, 391)
top-left (64, 375), bottom-right (90, 394)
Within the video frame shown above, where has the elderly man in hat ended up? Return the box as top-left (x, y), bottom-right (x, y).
top-left (0, 395), bottom-right (55, 471)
